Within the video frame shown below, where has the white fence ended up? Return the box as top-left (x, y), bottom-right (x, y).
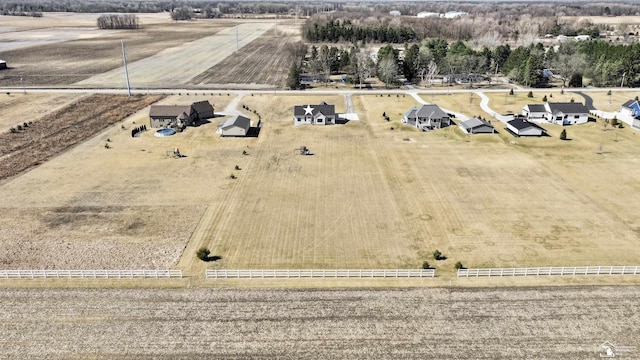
top-left (0, 269), bottom-right (183, 279)
top-left (457, 266), bottom-right (640, 277)
top-left (206, 269), bottom-right (435, 279)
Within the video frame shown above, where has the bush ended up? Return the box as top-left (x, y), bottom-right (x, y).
top-left (527, 91), bottom-right (533, 98)
top-left (607, 89), bottom-right (612, 96)
top-left (9, 127), bottom-right (16, 133)
top-left (611, 117), bottom-right (619, 127)
top-left (509, 88), bottom-right (514, 95)
top-left (560, 129), bottom-right (567, 140)
top-left (196, 247), bottom-right (210, 261)
top-left (454, 261), bottom-right (464, 270)
top-left (16, 125), bottom-right (22, 131)
top-left (235, 165), bottom-right (241, 170)
top-left (433, 250), bottom-right (444, 260)
top-left (542, 95), bottom-right (547, 102)
top-left (422, 261), bottom-right (430, 269)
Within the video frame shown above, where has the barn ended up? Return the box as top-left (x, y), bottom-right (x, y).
top-left (0, 60), bottom-right (6, 70)
top-left (507, 118), bottom-right (547, 137)
top-left (220, 116), bottom-right (251, 137)
top-left (191, 100), bottom-right (215, 120)
top-left (460, 118), bottom-right (496, 134)
top-left (148, 105), bottom-right (196, 128)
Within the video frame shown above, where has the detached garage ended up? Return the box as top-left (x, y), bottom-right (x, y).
top-left (507, 118), bottom-right (547, 137)
top-left (220, 116), bottom-right (251, 137)
top-left (0, 60), bottom-right (7, 70)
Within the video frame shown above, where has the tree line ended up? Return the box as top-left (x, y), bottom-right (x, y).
top-left (304, 19), bottom-right (417, 44)
top-left (97, 14), bottom-right (140, 30)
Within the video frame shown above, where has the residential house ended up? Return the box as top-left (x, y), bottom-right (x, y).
top-left (403, 104), bottom-right (451, 131)
top-left (148, 105), bottom-right (196, 128)
top-left (522, 104), bottom-right (547, 121)
top-left (220, 115), bottom-right (251, 137)
top-left (544, 102), bottom-right (590, 125)
top-left (506, 118), bottom-right (547, 137)
top-left (191, 100), bottom-right (215, 120)
top-left (293, 102), bottom-right (337, 125)
top-left (620, 99), bottom-right (640, 118)
top-left (460, 118), bottom-right (496, 134)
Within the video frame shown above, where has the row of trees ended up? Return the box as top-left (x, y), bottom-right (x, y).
top-left (97, 14), bottom-right (140, 30)
top-left (304, 19), bottom-right (417, 44)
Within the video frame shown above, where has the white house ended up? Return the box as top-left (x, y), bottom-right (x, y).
top-left (220, 116), bottom-right (251, 137)
top-left (544, 102), bottom-right (590, 125)
top-left (507, 118), bottom-right (547, 137)
top-left (403, 104), bottom-right (451, 131)
top-left (293, 102), bottom-right (336, 125)
top-left (620, 99), bottom-right (640, 118)
top-left (522, 104), bottom-right (547, 121)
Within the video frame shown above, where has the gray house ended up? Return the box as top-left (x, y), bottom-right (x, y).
top-left (148, 105), bottom-right (196, 128)
top-left (220, 116), bottom-right (251, 137)
top-left (403, 104), bottom-right (451, 131)
top-left (460, 118), bottom-right (496, 134)
top-left (507, 118), bottom-right (547, 136)
top-left (293, 102), bottom-right (336, 125)
top-left (192, 100), bottom-right (215, 120)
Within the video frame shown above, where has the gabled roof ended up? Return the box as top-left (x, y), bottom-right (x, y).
top-left (547, 102), bottom-right (589, 114)
top-left (149, 105), bottom-right (193, 118)
top-left (222, 115), bottom-right (250, 130)
top-left (404, 106), bottom-right (418, 119)
top-left (524, 104), bottom-right (546, 112)
top-left (622, 99), bottom-right (639, 109)
top-left (415, 104), bottom-right (449, 119)
top-left (294, 103), bottom-right (336, 117)
top-left (461, 118), bottom-right (494, 131)
top-left (507, 118), bottom-right (546, 131)
top-left (191, 100), bottom-right (214, 115)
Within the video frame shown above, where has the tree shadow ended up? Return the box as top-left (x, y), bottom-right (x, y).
top-left (203, 255), bottom-right (222, 262)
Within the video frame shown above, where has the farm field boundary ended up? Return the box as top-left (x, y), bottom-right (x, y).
top-left (206, 269), bottom-right (435, 279)
top-left (0, 269), bottom-right (182, 279)
top-left (458, 266), bottom-right (640, 277)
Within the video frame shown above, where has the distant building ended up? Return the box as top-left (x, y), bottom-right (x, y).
top-left (389, 10), bottom-right (401, 16)
top-left (0, 60), bottom-right (6, 70)
top-left (444, 11), bottom-right (468, 19)
top-left (575, 35), bottom-right (591, 41)
top-left (417, 11), bottom-right (440, 18)
top-left (460, 118), bottom-right (496, 134)
top-left (403, 104), bottom-right (451, 131)
top-left (293, 102), bottom-right (337, 125)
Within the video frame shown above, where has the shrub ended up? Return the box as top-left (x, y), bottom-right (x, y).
top-left (23, 122), bottom-right (28, 128)
top-left (611, 117), bottom-right (619, 127)
top-left (560, 129), bottom-right (567, 140)
top-left (196, 247), bottom-right (210, 261)
top-left (235, 165), bottom-right (241, 170)
top-left (542, 95), bottom-right (547, 102)
top-left (560, 89), bottom-right (564, 95)
top-left (16, 125), bottom-right (22, 131)
top-left (509, 88), bottom-right (514, 95)
top-left (10, 127), bottom-right (17, 133)
top-left (454, 261), bottom-right (464, 270)
top-left (383, 112), bottom-right (386, 118)
top-left (433, 250), bottom-right (443, 260)
top-left (527, 91), bottom-right (533, 98)
top-left (230, 174), bottom-right (237, 179)
top-left (607, 89), bottom-right (612, 95)
top-left (422, 261), bottom-right (430, 269)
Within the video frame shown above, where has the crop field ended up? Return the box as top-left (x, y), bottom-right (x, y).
top-left (0, 93), bottom-right (83, 131)
top-left (0, 286), bottom-right (638, 358)
top-left (191, 24), bottom-right (300, 87)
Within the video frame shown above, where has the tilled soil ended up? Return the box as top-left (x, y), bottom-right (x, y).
top-left (0, 286), bottom-right (637, 359)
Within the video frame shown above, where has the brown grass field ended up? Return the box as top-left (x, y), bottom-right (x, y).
top-left (483, 90), bottom-right (586, 115)
top-left (0, 93), bottom-right (83, 131)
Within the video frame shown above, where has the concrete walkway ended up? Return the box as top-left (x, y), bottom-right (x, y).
top-left (474, 91), bottom-right (512, 124)
top-left (407, 91), bottom-right (469, 120)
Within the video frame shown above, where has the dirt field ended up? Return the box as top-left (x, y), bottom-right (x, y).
top-left (191, 24), bottom-right (300, 87)
top-left (0, 92), bottom-right (83, 131)
top-left (0, 286), bottom-right (638, 358)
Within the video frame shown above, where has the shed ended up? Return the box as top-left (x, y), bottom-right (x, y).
top-left (507, 118), bottom-right (547, 137)
top-left (191, 100), bottom-right (215, 120)
top-left (0, 60), bottom-right (6, 70)
top-left (460, 118), bottom-right (496, 134)
top-left (221, 116), bottom-right (251, 137)
top-left (148, 105), bottom-right (196, 128)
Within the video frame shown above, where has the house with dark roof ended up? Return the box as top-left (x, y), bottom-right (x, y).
top-left (148, 105), bottom-right (196, 128)
top-left (0, 60), bottom-right (6, 70)
top-left (403, 104), bottom-right (451, 131)
top-left (621, 99), bottom-right (640, 118)
top-left (220, 115), bottom-right (251, 137)
top-left (191, 100), bottom-right (215, 120)
top-left (506, 118), bottom-right (547, 137)
top-left (543, 102), bottom-right (589, 125)
top-left (522, 104), bottom-right (547, 120)
top-left (293, 102), bottom-right (336, 125)
top-left (460, 118), bottom-right (496, 134)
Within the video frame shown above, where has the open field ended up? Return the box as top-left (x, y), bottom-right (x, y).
top-left (0, 286), bottom-right (638, 358)
top-left (191, 24), bottom-right (300, 87)
top-left (585, 90), bottom-right (640, 112)
top-left (483, 90), bottom-right (585, 115)
top-left (0, 93), bottom-right (83, 131)
top-left (2, 92), bottom-right (640, 282)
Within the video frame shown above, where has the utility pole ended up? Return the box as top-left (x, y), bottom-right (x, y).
top-left (621, 72), bottom-right (626, 88)
top-left (20, 77), bottom-right (25, 94)
top-left (121, 40), bottom-right (131, 96)
top-left (236, 26), bottom-right (239, 52)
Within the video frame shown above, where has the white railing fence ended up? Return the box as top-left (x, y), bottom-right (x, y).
top-left (457, 266), bottom-right (640, 277)
top-left (206, 269), bottom-right (435, 279)
top-left (0, 269), bottom-right (182, 279)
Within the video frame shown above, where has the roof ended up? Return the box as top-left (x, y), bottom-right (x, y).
top-left (547, 102), bottom-right (589, 114)
top-left (622, 99), bottom-right (639, 108)
top-left (294, 103), bottom-right (336, 117)
top-left (507, 118), bottom-right (546, 132)
top-left (461, 118), bottom-right (494, 131)
top-left (149, 105), bottom-right (193, 118)
top-left (415, 104), bottom-right (449, 119)
top-left (0, 60), bottom-right (5, 63)
top-left (525, 104), bottom-right (546, 113)
top-left (222, 115), bottom-right (251, 130)
top-left (191, 100), bottom-right (214, 115)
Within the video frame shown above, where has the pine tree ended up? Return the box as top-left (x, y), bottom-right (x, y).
top-left (286, 63), bottom-right (301, 90)
top-left (560, 129), bottom-right (567, 140)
